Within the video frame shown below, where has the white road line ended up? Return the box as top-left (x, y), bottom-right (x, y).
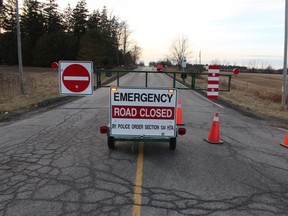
top-left (276, 127), bottom-right (287, 132)
top-left (193, 91), bottom-right (224, 109)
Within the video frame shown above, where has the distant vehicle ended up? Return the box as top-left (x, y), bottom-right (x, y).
top-left (156, 64), bottom-right (163, 71)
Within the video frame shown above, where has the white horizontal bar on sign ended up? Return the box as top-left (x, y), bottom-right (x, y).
top-left (207, 92), bottom-right (219, 96)
top-left (208, 84), bottom-right (219, 88)
top-left (208, 77), bottom-right (219, 81)
top-left (63, 76), bottom-right (89, 81)
top-left (208, 69), bottom-right (219, 74)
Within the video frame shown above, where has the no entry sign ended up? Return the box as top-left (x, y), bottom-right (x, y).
top-left (59, 61), bottom-right (93, 95)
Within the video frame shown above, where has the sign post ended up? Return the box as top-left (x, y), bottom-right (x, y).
top-left (59, 61), bottom-right (93, 95)
top-left (181, 59), bottom-right (187, 70)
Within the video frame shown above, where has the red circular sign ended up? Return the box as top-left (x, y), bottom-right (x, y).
top-left (51, 62), bottom-right (58, 68)
top-left (62, 64), bottom-right (90, 92)
top-left (233, 68), bottom-right (240, 75)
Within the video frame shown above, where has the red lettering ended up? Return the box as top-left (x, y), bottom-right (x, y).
top-left (112, 106), bottom-right (174, 119)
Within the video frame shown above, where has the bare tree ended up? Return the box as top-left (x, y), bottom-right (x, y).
top-left (169, 34), bottom-right (192, 68)
top-left (112, 18), bottom-right (128, 66)
top-left (211, 59), bottom-right (221, 65)
top-left (248, 59), bottom-right (261, 69)
top-left (130, 43), bottom-right (142, 65)
top-left (120, 21), bottom-right (133, 66)
top-left (260, 61), bottom-right (268, 70)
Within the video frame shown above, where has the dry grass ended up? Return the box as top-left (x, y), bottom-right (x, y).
top-left (174, 70), bottom-right (288, 120)
top-left (0, 66), bottom-right (60, 113)
top-left (219, 72), bottom-right (288, 120)
top-left (1, 66), bottom-right (288, 120)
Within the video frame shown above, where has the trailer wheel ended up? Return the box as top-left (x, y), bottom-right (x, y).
top-left (169, 138), bottom-right (176, 150)
top-left (108, 136), bottom-right (115, 149)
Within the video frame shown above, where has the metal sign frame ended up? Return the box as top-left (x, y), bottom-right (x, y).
top-left (59, 61), bottom-right (93, 96)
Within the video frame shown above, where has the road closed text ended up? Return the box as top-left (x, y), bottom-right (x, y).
top-left (112, 106), bottom-right (174, 119)
top-left (114, 92), bottom-right (174, 103)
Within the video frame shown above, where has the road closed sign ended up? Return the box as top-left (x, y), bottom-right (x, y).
top-left (110, 87), bottom-right (177, 137)
top-left (59, 61), bottom-right (93, 95)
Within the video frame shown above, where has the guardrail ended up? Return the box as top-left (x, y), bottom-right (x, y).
top-left (94, 70), bottom-right (232, 92)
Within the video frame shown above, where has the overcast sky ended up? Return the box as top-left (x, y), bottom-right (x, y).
top-left (32, 0), bottom-right (285, 68)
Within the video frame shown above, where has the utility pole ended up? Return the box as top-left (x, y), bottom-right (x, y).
top-left (199, 50), bottom-right (201, 65)
top-left (282, 0), bottom-right (288, 110)
top-left (16, 0), bottom-right (24, 94)
top-left (0, 1), bottom-right (3, 34)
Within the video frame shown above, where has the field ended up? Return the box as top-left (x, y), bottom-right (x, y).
top-left (0, 66), bottom-right (59, 114)
top-left (0, 66), bottom-right (288, 120)
top-left (219, 72), bottom-right (288, 120)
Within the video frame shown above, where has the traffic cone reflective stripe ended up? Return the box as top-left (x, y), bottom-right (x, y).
top-left (176, 100), bottom-right (184, 125)
top-left (280, 132), bottom-right (288, 148)
top-left (204, 113), bottom-right (224, 144)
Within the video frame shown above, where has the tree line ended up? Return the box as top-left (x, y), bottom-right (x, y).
top-left (0, 0), bottom-right (141, 68)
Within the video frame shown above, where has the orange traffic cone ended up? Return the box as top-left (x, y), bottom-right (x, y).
top-left (176, 100), bottom-right (184, 125)
top-left (280, 132), bottom-right (288, 148)
top-left (204, 113), bottom-right (224, 144)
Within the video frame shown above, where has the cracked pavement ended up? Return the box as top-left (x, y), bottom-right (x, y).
top-left (1, 73), bottom-right (288, 215)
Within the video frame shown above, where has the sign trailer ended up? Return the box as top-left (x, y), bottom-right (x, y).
top-left (100, 87), bottom-right (186, 150)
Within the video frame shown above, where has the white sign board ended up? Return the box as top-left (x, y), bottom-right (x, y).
top-left (59, 61), bottom-right (93, 95)
top-left (110, 87), bottom-right (177, 137)
top-left (181, 60), bottom-right (187, 68)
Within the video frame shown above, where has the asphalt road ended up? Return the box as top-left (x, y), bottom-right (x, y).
top-left (0, 68), bottom-right (288, 216)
